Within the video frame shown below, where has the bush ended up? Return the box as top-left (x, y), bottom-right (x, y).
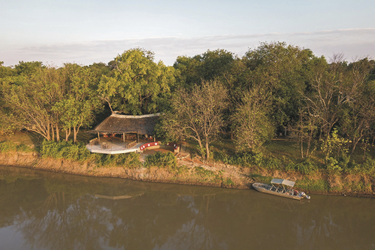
top-left (361, 157), bottom-right (375, 176)
top-left (145, 152), bottom-right (177, 168)
top-left (97, 153), bottom-right (141, 168)
top-left (326, 157), bottom-right (342, 174)
top-left (41, 140), bottom-right (92, 161)
top-left (213, 151), bottom-right (264, 167)
top-left (286, 158), bottom-right (318, 175)
top-left (261, 156), bottom-right (283, 170)
top-left (223, 177), bottom-right (234, 187)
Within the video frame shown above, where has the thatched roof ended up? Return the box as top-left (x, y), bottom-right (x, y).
top-left (93, 112), bottom-right (160, 135)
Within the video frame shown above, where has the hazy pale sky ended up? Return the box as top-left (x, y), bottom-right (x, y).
top-left (1, 0), bottom-right (375, 66)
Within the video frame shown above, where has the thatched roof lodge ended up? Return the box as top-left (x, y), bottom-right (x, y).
top-left (94, 112), bottom-right (160, 136)
top-left (87, 112), bottom-right (161, 154)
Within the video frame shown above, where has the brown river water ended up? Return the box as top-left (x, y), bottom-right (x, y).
top-left (0, 166), bottom-right (374, 250)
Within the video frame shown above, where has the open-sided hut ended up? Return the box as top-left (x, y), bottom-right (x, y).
top-left (93, 112), bottom-right (160, 142)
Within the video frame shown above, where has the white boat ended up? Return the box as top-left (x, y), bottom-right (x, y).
top-left (252, 178), bottom-right (310, 200)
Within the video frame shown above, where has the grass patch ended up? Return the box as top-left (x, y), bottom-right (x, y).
top-left (295, 178), bottom-right (329, 192)
top-left (0, 141), bottom-right (35, 153)
top-left (194, 167), bottom-right (222, 183)
top-left (222, 177), bottom-right (235, 187)
top-left (249, 174), bottom-right (272, 183)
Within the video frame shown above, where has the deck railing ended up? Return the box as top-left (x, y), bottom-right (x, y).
top-left (139, 142), bottom-right (159, 151)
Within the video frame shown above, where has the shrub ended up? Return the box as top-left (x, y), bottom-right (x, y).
top-left (97, 153), bottom-right (141, 168)
top-left (261, 156), bottom-right (283, 170)
top-left (145, 152), bottom-right (177, 168)
top-left (41, 140), bottom-right (92, 161)
top-left (223, 177), bottom-right (234, 187)
top-left (361, 157), bottom-right (375, 176)
top-left (326, 157), bottom-right (342, 174)
top-left (286, 158), bottom-right (318, 175)
top-left (213, 151), bottom-right (264, 167)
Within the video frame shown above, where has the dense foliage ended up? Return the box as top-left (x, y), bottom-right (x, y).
top-left (1, 43), bottom-right (375, 165)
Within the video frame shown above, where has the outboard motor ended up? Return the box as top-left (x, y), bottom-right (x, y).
top-left (301, 192), bottom-right (311, 200)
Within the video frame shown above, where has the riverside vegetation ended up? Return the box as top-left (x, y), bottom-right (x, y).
top-left (0, 132), bottom-right (374, 196)
top-left (1, 42), bottom-right (375, 196)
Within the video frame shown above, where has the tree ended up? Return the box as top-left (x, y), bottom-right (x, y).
top-left (0, 63), bottom-right (17, 134)
top-left (173, 49), bottom-right (235, 89)
top-left (303, 57), bottom-right (344, 149)
top-left (292, 105), bottom-right (318, 159)
top-left (54, 64), bottom-right (101, 142)
top-left (98, 48), bottom-right (175, 115)
top-left (231, 86), bottom-right (274, 152)
top-left (339, 58), bottom-right (375, 154)
top-left (0, 63), bottom-right (100, 142)
top-left (241, 42), bottom-right (315, 134)
top-left (161, 80), bottom-right (228, 159)
top-left (1, 65), bottom-right (63, 140)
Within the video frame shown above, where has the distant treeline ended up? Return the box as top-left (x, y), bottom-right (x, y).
top-left (1, 42), bottom-right (374, 160)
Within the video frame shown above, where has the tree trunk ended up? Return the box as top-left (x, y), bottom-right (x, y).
top-left (56, 124), bottom-right (60, 142)
top-left (306, 123), bottom-right (313, 158)
top-left (351, 127), bottom-right (364, 155)
top-left (65, 128), bottom-right (71, 141)
top-left (47, 122), bottom-right (51, 141)
top-left (299, 115), bottom-right (304, 159)
top-left (205, 139), bottom-right (210, 160)
top-left (51, 124), bottom-right (55, 141)
top-left (73, 127), bottom-right (77, 143)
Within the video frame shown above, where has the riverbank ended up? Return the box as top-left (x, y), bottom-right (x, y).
top-left (0, 150), bottom-right (374, 198)
top-left (0, 150), bottom-right (250, 189)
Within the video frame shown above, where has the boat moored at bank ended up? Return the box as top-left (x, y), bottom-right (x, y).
top-left (252, 178), bottom-right (310, 200)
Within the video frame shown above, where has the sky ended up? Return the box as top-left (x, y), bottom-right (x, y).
top-left (1, 0), bottom-right (375, 66)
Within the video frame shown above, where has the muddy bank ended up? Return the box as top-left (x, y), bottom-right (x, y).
top-left (0, 151), bottom-right (250, 189)
top-left (0, 151), bottom-right (374, 197)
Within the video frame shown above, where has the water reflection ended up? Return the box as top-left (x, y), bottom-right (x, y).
top-left (0, 166), bottom-right (374, 249)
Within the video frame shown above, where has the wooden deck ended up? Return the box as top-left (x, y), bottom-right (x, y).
top-left (86, 138), bottom-right (144, 154)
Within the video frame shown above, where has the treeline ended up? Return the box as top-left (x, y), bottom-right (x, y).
top-left (1, 42), bottom-right (375, 162)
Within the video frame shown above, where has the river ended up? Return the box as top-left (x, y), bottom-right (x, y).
top-left (0, 166), bottom-right (374, 250)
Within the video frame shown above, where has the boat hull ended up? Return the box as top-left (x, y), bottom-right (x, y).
top-left (252, 183), bottom-right (303, 200)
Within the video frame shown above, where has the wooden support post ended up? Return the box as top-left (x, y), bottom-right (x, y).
top-left (137, 133), bottom-right (139, 143)
top-left (154, 135), bottom-right (156, 142)
top-left (123, 133), bottom-right (125, 142)
top-left (98, 132), bottom-right (100, 142)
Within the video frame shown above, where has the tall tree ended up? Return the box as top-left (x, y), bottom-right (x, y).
top-left (161, 80), bottom-right (228, 159)
top-left (339, 58), bottom-right (375, 153)
top-left (54, 64), bottom-right (101, 142)
top-left (242, 42), bottom-right (315, 134)
top-left (98, 48), bottom-right (175, 115)
top-left (231, 86), bottom-right (274, 152)
top-left (173, 49), bottom-right (235, 89)
top-left (1, 65), bottom-right (62, 140)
